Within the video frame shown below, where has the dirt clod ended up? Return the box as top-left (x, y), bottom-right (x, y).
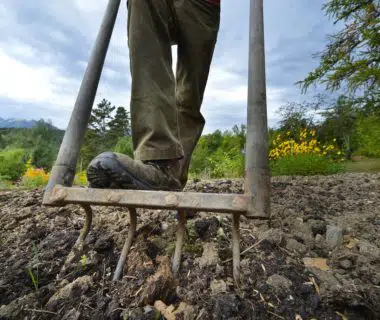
top-left (210, 279), bottom-right (227, 295)
top-left (266, 274), bottom-right (293, 296)
top-left (286, 238), bottom-right (307, 254)
top-left (326, 225), bottom-right (344, 248)
top-left (47, 275), bottom-right (93, 310)
top-left (196, 242), bottom-right (218, 267)
top-left (139, 256), bottom-right (176, 305)
top-left (61, 308), bottom-right (80, 320)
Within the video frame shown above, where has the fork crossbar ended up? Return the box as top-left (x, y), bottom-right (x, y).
top-left (44, 186), bottom-right (251, 214)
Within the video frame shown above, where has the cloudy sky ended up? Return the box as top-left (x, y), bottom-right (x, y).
top-left (0, 0), bottom-right (336, 133)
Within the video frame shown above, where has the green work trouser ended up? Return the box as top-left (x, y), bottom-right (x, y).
top-left (127, 0), bottom-right (220, 185)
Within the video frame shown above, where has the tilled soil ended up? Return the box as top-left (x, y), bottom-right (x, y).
top-left (0, 173), bottom-right (379, 320)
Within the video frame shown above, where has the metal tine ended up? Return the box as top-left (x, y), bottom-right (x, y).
top-left (60, 204), bottom-right (93, 275)
top-left (172, 209), bottom-right (186, 278)
top-left (76, 204), bottom-right (93, 251)
top-left (232, 213), bottom-right (241, 288)
top-left (113, 207), bottom-right (137, 281)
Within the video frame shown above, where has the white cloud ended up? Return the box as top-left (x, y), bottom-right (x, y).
top-left (49, 29), bottom-right (72, 45)
top-left (0, 45), bottom-right (130, 129)
top-left (0, 48), bottom-right (73, 107)
top-left (0, 0), bottom-right (335, 133)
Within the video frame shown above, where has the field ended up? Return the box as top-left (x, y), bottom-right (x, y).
top-left (0, 172), bottom-right (379, 319)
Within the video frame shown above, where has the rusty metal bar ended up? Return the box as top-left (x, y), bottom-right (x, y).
top-left (113, 208), bottom-right (137, 281)
top-left (232, 214), bottom-right (241, 287)
top-left (172, 209), bottom-right (186, 278)
top-left (60, 205), bottom-right (93, 275)
top-left (77, 205), bottom-right (93, 249)
top-left (45, 186), bottom-right (250, 214)
top-left (245, 0), bottom-right (270, 218)
top-left (43, 0), bottom-right (121, 205)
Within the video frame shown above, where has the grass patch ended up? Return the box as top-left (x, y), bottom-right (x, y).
top-left (345, 158), bottom-right (380, 173)
top-left (0, 177), bottom-right (15, 190)
top-left (270, 154), bottom-right (345, 176)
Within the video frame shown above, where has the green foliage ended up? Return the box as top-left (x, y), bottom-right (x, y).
top-left (31, 141), bottom-right (58, 170)
top-left (27, 267), bottom-right (39, 292)
top-left (208, 151), bottom-right (244, 178)
top-left (276, 94), bottom-right (379, 160)
top-left (108, 106), bottom-right (131, 145)
top-left (189, 128), bottom-right (245, 179)
top-left (0, 148), bottom-right (27, 181)
top-left (270, 154), bottom-right (345, 176)
top-left (0, 120), bottom-right (64, 170)
top-left (30, 120), bottom-right (62, 170)
top-left (89, 98), bottom-right (116, 137)
top-left (319, 95), bottom-right (359, 158)
top-left (297, 0), bottom-right (380, 107)
top-left (189, 131), bottom-right (222, 177)
top-left (27, 241), bottom-right (40, 292)
top-left (278, 95), bottom-right (327, 137)
top-left (345, 158), bottom-right (380, 172)
top-left (114, 136), bottom-right (134, 158)
top-left (21, 174), bottom-right (48, 189)
top-left (80, 129), bottom-right (101, 167)
top-left (73, 170), bottom-right (88, 186)
top-left (0, 179), bottom-right (14, 190)
top-left (21, 178), bottom-right (47, 189)
top-left (80, 99), bottom-right (131, 167)
top-left (355, 114), bottom-right (380, 157)
top-left (80, 255), bottom-right (88, 268)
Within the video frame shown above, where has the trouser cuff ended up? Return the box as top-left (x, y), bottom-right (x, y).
top-left (134, 145), bottom-right (184, 161)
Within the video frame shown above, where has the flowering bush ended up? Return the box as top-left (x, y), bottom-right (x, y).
top-left (269, 129), bottom-right (345, 176)
top-left (269, 129), bottom-right (343, 160)
top-left (21, 159), bottom-right (49, 188)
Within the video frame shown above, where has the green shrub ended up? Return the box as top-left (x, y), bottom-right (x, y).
top-left (21, 174), bottom-right (48, 189)
top-left (114, 136), bottom-right (134, 158)
top-left (355, 115), bottom-right (380, 158)
top-left (20, 160), bottom-right (49, 189)
top-left (270, 154), bottom-right (345, 176)
top-left (208, 152), bottom-right (244, 178)
top-left (0, 148), bottom-right (27, 180)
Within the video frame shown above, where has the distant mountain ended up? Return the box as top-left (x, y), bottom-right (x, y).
top-left (0, 118), bottom-right (38, 128)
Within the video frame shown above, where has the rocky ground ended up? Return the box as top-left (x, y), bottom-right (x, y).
top-left (0, 172), bottom-right (380, 320)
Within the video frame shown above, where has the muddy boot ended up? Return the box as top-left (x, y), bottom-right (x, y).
top-left (86, 152), bottom-right (182, 191)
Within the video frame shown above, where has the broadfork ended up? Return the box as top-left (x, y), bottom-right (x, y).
top-left (42, 0), bottom-right (270, 287)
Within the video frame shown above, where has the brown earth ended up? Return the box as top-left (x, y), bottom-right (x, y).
top-left (0, 172), bottom-right (379, 320)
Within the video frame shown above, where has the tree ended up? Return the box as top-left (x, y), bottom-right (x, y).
top-left (232, 124), bottom-right (246, 151)
top-left (355, 113), bottom-right (380, 157)
top-left (89, 99), bottom-right (115, 137)
top-left (108, 106), bottom-right (130, 146)
top-left (30, 120), bottom-right (63, 169)
top-left (319, 95), bottom-right (359, 158)
top-left (79, 99), bottom-right (131, 168)
top-left (297, 0), bottom-right (380, 106)
top-left (277, 95), bottom-right (329, 139)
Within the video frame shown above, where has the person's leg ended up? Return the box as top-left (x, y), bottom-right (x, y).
top-left (86, 0), bottom-right (184, 191)
top-left (174, 0), bottom-right (220, 186)
top-left (128, 0), bottom-right (183, 161)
